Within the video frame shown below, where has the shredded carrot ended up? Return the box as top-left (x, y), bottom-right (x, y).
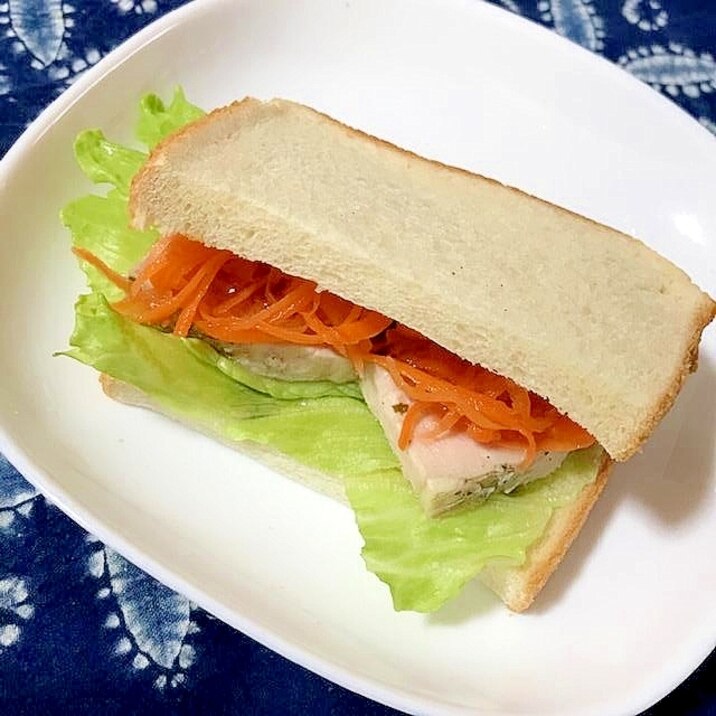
top-left (353, 325), bottom-right (595, 466)
top-left (73, 247), bottom-right (132, 293)
top-left (82, 235), bottom-right (595, 463)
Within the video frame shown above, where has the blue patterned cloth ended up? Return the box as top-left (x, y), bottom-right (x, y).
top-left (0, 1), bottom-right (714, 713)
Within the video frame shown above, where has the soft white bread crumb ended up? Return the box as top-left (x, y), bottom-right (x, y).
top-left (100, 374), bottom-right (612, 612)
top-left (129, 98), bottom-right (715, 460)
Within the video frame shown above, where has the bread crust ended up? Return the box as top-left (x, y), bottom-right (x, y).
top-left (129, 98), bottom-right (261, 228)
top-left (99, 373), bottom-right (613, 612)
top-left (617, 298), bottom-right (716, 461)
top-left (128, 97), bottom-right (715, 464)
top-left (479, 453), bottom-right (612, 611)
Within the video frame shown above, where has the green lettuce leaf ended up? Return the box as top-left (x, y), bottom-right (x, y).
top-left (66, 293), bottom-right (398, 478)
top-left (62, 89), bottom-right (603, 613)
top-left (61, 192), bottom-right (157, 299)
top-left (136, 88), bottom-right (205, 150)
top-left (345, 447), bottom-right (602, 611)
top-left (74, 130), bottom-right (146, 196)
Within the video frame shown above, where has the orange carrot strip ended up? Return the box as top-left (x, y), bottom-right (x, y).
top-left (424, 408), bottom-right (462, 441)
top-left (213, 280), bottom-right (264, 315)
top-left (173, 252), bottom-right (230, 336)
top-left (72, 247), bottom-right (132, 293)
top-left (398, 402), bottom-right (437, 450)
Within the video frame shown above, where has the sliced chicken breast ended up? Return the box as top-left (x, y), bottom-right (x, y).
top-left (216, 342), bottom-right (356, 383)
top-left (360, 364), bottom-right (567, 515)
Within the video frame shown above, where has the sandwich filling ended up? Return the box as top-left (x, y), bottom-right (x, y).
top-left (75, 233), bottom-right (594, 514)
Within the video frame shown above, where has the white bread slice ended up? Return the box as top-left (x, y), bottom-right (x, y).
top-left (99, 374), bottom-right (612, 612)
top-left (129, 98), bottom-right (715, 462)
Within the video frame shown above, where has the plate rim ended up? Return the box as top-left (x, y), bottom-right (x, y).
top-left (0, 0), bottom-right (714, 714)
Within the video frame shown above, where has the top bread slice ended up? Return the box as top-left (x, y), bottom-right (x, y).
top-left (129, 98), bottom-right (716, 461)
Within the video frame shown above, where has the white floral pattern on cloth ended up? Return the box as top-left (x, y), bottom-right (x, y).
top-left (698, 116), bottom-right (716, 134)
top-left (0, 0), bottom-right (176, 151)
top-left (87, 537), bottom-right (199, 689)
top-left (0, 62), bottom-right (10, 94)
top-left (0, 0), bottom-right (105, 90)
top-left (494, 0), bottom-right (521, 14)
top-left (0, 576), bottom-right (33, 654)
top-left (622, 0), bottom-right (669, 31)
top-left (0, 0), bottom-right (73, 68)
top-left (46, 45), bottom-right (103, 87)
top-left (109, 0), bottom-right (157, 15)
top-left (0, 456), bottom-right (39, 531)
top-left (537, 0), bottom-right (606, 52)
top-left (618, 43), bottom-right (716, 98)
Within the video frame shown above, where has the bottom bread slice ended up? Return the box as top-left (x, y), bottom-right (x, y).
top-left (479, 456), bottom-right (611, 611)
top-left (100, 374), bottom-right (613, 612)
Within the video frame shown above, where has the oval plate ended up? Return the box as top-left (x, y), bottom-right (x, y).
top-left (0, 0), bottom-right (714, 713)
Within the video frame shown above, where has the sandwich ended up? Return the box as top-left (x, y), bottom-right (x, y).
top-left (62, 90), bottom-right (715, 613)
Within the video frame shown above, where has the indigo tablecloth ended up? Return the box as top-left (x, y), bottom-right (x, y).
top-left (1, 0), bottom-right (714, 713)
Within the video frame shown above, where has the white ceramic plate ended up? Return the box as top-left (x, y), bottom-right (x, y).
top-left (0, 0), bottom-right (714, 713)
